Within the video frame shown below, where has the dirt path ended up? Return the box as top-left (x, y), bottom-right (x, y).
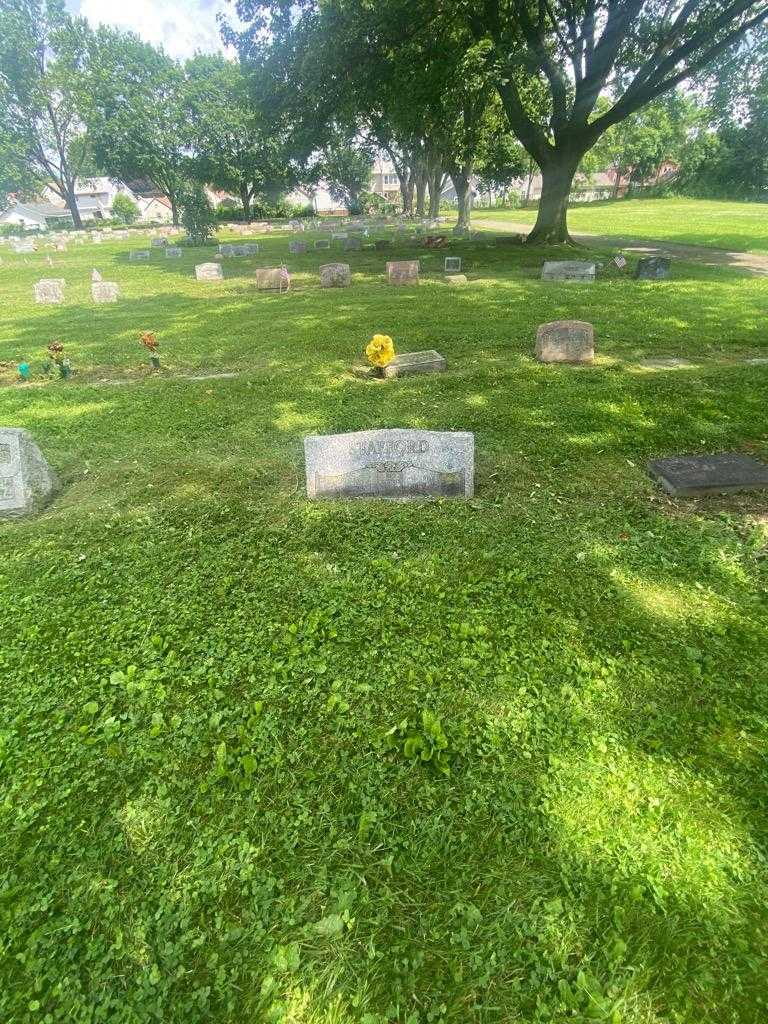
top-left (472, 218), bottom-right (768, 277)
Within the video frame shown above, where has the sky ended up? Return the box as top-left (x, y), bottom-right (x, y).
top-left (65, 0), bottom-right (233, 60)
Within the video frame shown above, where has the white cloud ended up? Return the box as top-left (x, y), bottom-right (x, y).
top-left (68, 0), bottom-right (232, 59)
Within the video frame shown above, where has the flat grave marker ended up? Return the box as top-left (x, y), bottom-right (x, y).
top-left (315, 239), bottom-right (331, 250)
top-left (289, 240), bottom-right (307, 254)
top-left (304, 428), bottom-right (474, 500)
top-left (165, 247), bottom-right (183, 258)
top-left (383, 350), bottom-right (447, 378)
top-left (648, 453), bottom-right (768, 497)
top-left (636, 257), bottom-right (672, 281)
top-left (541, 260), bottom-right (596, 283)
top-left (129, 250), bottom-right (151, 261)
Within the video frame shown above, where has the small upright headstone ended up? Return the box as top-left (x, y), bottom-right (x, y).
top-left (92, 281), bottom-right (119, 303)
top-left (332, 232), bottom-right (349, 242)
top-left (319, 263), bottom-right (351, 288)
top-left (343, 237), bottom-right (362, 251)
top-left (195, 262), bottom-right (223, 281)
top-left (446, 275), bottom-right (468, 287)
top-left (129, 250), bottom-right (151, 261)
top-left (387, 260), bottom-right (419, 286)
top-left (304, 428), bottom-right (474, 500)
top-left (243, 243), bottom-right (259, 256)
top-left (289, 240), bottom-right (308, 254)
top-left (219, 244), bottom-right (235, 256)
top-left (13, 241), bottom-right (35, 254)
top-left (535, 321), bottom-right (594, 364)
top-left (541, 261), bottom-right (595, 283)
top-left (33, 279), bottom-right (64, 304)
top-left (648, 453), bottom-right (768, 497)
top-left (165, 247), bottom-right (182, 258)
top-left (636, 257), bottom-right (671, 280)
top-left (382, 350), bottom-right (446, 378)
top-left (445, 257), bottom-right (462, 273)
top-left (0, 428), bottom-right (58, 520)
top-left (151, 238), bottom-right (167, 248)
top-left (91, 268), bottom-right (102, 282)
top-left (255, 267), bottom-right (288, 291)
top-left (315, 239), bottom-right (331, 250)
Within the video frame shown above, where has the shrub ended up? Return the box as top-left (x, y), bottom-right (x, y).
top-left (111, 193), bottom-right (140, 224)
top-left (180, 184), bottom-right (216, 245)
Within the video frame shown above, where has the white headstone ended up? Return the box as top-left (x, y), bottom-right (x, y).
top-left (34, 279), bottom-right (64, 304)
top-left (92, 282), bottom-right (119, 303)
top-left (195, 262), bottom-right (223, 281)
top-left (0, 428), bottom-right (58, 519)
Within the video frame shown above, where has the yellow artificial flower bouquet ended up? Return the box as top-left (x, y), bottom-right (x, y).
top-left (365, 334), bottom-right (395, 370)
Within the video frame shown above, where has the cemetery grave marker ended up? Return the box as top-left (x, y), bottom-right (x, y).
top-left (648, 453), bottom-right (768, 497)
top-left (129, 250), bottom-right (151, 261)
top-left (343, 237), bottom-right (362, 251)
top-left (319, 263), bottom-right (351, 288)
top-left (636, 256), bottom-right (672, 280)
top-left (255, 267), bottom-right (290, 291)
top-left (387, 260), bottom-right (420, 285)
top-left (195, 262), bottom-right (224, 281)
top-left (289, 240), bottom-right (308, 254)
top-left (165, 247), bottom-right (183, 258)
top-left (541, 260), bottom-right (596, 282)
top-left (315, 239), bottom-right (331, 250)
top-left (536, 321), bottom-right (594, 363)
top-left (445, 257), bottom-right (462, 273)
top-left (382, 350), bottom-right (447, 378)
top-left (92, 282), bottom-right (119, 303)
top-left (446, 274), bottom-right (468, 286)
top-left (91, 269), bottom-right (102, 282)
top-left (304, 428), bottom-right (474, 500)
top-left (0, 428), bottom-right (58, 520)
top-left (33, 279), bottom-right (65, 304)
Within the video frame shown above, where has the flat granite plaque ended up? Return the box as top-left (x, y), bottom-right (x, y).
top-left (536, 320), bottom-right (594, 363)
top-left (165, 246), bottom-right (182, 258)
top-left (383, 350), bottom-right (447, 378)
top-left (289, 240), bottom-right (307, 254)
top-left (34, 279), bottom-right (64, 304)
top-left (315, 239), bottom-right (331, 250)
top-left (304, 428), bottom-right (473, 500)
top-left (92, 281), bottom-right (119, 303)
top-left (319, 262), bottom-right (351, 288)
top-left (636, 257), bottom-right (671, 281)
top-left (195, 262), bottom-right (223, 281)
top-left (648, 453), bottom-right (768, 497)
top-left (387, 260), bottom-right (419, 285)
top-left (541, 260), bottom-right (596, 283)
top-left (129, 250), bottom-right (151, 261)
top-left (0, 428), bottom-right (58, 519)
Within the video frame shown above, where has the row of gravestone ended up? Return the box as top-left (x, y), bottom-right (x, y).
top-left (34, 279), bottom-right (120, 304)
top-left (4, 425), bottom-right (768, 521)
top-left (542, 258), bottom-right (672, 282)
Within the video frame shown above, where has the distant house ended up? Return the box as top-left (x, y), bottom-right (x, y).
top-left (0, 202), bottom-right (74, 231)
top-left (136, 195), bottom-right (173, 223)
top-left (286, 184), bottom-right (348, 215)
top-left (205, 187), bottom-right (239, 209)
top-left (370, 158), bottom-right (402, 201)
top-left (42, 177), bottom-right (139, 221)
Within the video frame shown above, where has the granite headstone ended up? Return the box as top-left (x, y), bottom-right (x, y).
top-left (319, 263), bottom-right (351, 288)
top-left (304, 428), bottom-right (473, 500)
top-left (92, 281), bottom-right (119, 303)
top-left (0, 428), bottom-right (58, 519)
top-left (636, 257), bottom-right (672, 281)
top-left (33, 279), bottom-right (64, 304)
top-left (541, 260), bottom-right (596, 282)
top-left (648, 453), bottom-right (768, 497)
top-left (195, 262), bottom-right (223, 281)
top-left (387, 260), bottom-right (420, 285)
top-left (536, 321), bottom-right (594, 363)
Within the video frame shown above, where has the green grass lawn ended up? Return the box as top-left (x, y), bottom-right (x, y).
top-left (476, 197), bottom-right (768, 254)
top-left (1, 225), bottom-right (768, 1024)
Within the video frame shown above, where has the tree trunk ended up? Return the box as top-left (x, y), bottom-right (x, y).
top-left (612, 162), bottom-right (623, 199)
top-left (525, 158), bottom-right (534, 204)
top-left (415, 172), bottom-right (427, 217)
top-left (526, 153), bottom-right (581, 245)
top-left (170, 195), bottom-right (180, 226)
top-left (428, 169), bottom-right (442, 217)
top-left (63, 186), bottom-right (83, 230)
top-left (451, 171), bottom-right (472, 230)
top-left (240, 184), bottom-right (252, 221)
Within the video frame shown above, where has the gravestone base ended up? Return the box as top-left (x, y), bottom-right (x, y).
top-left (0, 428), bottom-right (58, 520)
top-left (648, 453), bottom-right (768, 497)
top-left (446, 274), bottom-right (468, 286)
top-left (383, 350), bottom-right (447, 378)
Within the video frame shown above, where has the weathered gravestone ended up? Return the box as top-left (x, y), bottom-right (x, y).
top-left (92, 282), bottom-right (119, 303)
top-left (445, 257), bottom-right (462, 273)
top-left (319, 263), bottom-right (351, 288)
top-left (332, 232), bottom-right (349, 242)
top-left (33, 279), bottom-right (64, 304)
top-left (289, 240), bottom-right (308, 254)
top-left (91, 268), bottom-right (102, 282)
top-left (151, 238), bottom-right (167, 248)
top-left (195, 262), bottom-right (223, 281)
top-left (219, 244), bottom-right (236, 256)
top-left (446, 274), bottom-right (468, 287)
top-left (0, 428), bottom-right (58, 520)
top-left (343, 237), bottom-right (362, 251)
top-left (13, 242), bottom-right (35, 254)
top-left (636, 257), bottom-right (672, 281)
top-left (383, 350), bottom-right (447, 378)
top-left (647, 453), bottom-right (768, 497)
top-left (255, 267), bottom-right (288, 290)
top-left (304, 428), bottom-right (474, 500)
top-left (165, 247), bottom-right (182, 258)
top-left (315, 239), bottom-right (331, 250)
top-left (129, 250), bottom-right (151, 261)
top-left (387, 260), bottom-right (420, 286)
top-left (536, 321), bottom-right (594, 363)
top-left (541, 260), bottom-right (596, 283)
